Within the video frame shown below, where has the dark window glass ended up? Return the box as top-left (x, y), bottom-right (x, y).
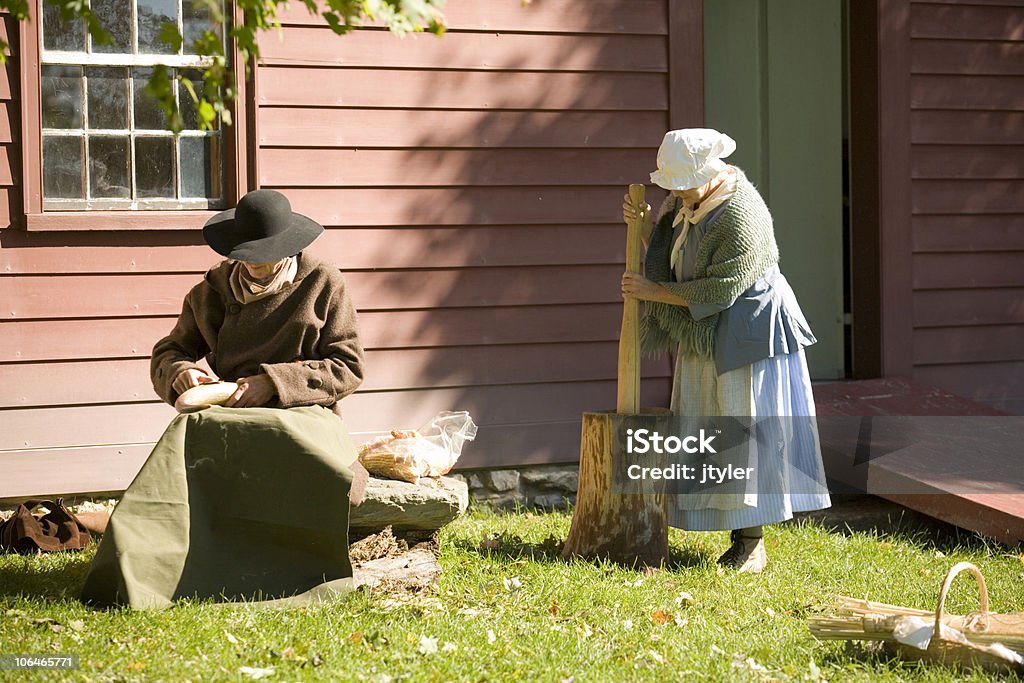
top-left (179, 69), bottom-right (212, 131)
top-left (41, 65), bottom-right (83, 129)
top-left (180, 136), bottom-right (220, 198)
top-left (133, 67), bottom-right (169, 130)
top-left (135, 136), bottom-right (175, 197)
top-left (137, 0), bottom-right (179, 54)
top-left (43, 136), bottom-right (85, 198)
top-left (182, 0), bottom-right (220, 51)
top-left (43, 4), bottom-right (87, 52)
top-left (89, 136), bottom-right (131, 198)
top-left (91, 0), bottom-right (133, 53)
top-left (86, 67), bottom-right (129, 130)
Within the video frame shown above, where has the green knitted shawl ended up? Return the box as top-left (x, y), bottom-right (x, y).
top-left (640, 169), bottom-right (779, 359)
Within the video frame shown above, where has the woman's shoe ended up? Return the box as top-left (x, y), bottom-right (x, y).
top-left (717, 530), bottom-right (767, 573)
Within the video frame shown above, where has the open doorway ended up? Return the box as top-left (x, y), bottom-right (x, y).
top-left (703, 0), bottom-right (848, 380)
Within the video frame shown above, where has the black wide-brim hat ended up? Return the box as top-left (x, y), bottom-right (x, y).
top-left (203, 189), bottom-right (324, 262)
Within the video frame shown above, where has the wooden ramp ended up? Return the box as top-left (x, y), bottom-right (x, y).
top-left (813, 379), bottom-right (1024, 545)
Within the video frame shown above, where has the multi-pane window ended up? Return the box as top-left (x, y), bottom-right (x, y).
top-left (40, 0), bottom-right (225, 210)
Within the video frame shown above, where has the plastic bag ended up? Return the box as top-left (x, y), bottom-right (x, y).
top-left (357, 411), bottom-right (478, 484)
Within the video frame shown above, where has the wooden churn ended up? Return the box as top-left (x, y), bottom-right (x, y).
top-left (561, 184), bottom-right (670, 567)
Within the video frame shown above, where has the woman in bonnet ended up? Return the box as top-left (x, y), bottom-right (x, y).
top-left (621, 129), bottom-right (831, 572)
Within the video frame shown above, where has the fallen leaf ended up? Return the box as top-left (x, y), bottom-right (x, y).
top-left (651, 610), bottom-right (671, 625)
top-left (281, 647), bottom-right (295, 659)
top-left (480, 534), bottom-right (502, 551)
top-left (808, 658), bottom-right (823, 680)
top-left (311, 653), bottom-right (324, 667)
top-left (239, 666), bottom-right (275, 679)
top-left (68, 620), bottom-right (86, 632)
top-left (418, 635), bottom-right (438, 655)
top-left (549, 600), bottom-right (560, 616)
top-left (503, 576), bottom-right (522, 591)
top-left (579, 622), bottom-right (593, 639)
top-left (676, 591), bottom-right (695, 607)
top-left (126, 661), bottom-right (147, 671)
top-left (739, 656), bottom-right (768, 675)
top-left (348, 632), bottom-right (363, 644)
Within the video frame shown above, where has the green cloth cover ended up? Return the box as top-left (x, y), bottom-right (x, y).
top-left (80, 406), bottom-right (356, 609)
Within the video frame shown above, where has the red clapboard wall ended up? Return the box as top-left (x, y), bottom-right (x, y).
top-left (0, 1), bottom-right (704, 499)
top-left (906, 0), bottom-right (1024, 415)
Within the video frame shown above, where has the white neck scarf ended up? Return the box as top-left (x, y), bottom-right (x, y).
top-left (670, 169), bottom-right (738, 271)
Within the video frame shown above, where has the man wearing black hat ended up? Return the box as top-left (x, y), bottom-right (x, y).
top-left (151, 189), bottom-right (364, 414)
top-left (77, 190), bottom-right (368, 608)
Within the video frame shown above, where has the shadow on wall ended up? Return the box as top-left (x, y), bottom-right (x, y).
top-left (275, 1), bottom-right (678, 466)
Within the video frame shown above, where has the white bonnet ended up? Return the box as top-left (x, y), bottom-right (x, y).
top-left (649, 128), bottom-right (737, 191)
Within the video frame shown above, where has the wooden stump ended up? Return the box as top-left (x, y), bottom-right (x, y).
top-left (561, 410), bottom-right (669, 567)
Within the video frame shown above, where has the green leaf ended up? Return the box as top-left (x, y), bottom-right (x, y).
top-left (197, 100), bottom-right (217, 130)
top-left (159, 21), bottom-right (184, 53)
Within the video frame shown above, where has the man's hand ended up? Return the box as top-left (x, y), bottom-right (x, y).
top-left (172, 368), bottom-right (218, 395)
top-left (226, 374), bottom-right (278, 408)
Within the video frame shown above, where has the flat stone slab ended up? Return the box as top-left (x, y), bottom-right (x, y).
top-left (350, 475), bottom-right (468, 534)
top-left (353, 547), bottom-right (441, 590)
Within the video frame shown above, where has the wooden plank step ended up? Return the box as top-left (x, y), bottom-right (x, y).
top-left (814, 379), bottom-right (1024, 543)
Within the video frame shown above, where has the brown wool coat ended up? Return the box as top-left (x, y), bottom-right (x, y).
top-left (151, 254), bottom-right (365, 412)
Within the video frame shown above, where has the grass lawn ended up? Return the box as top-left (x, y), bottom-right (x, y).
top-left (1, 506), bottom-right (1022, 682)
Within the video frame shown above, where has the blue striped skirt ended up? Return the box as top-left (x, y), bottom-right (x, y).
top-left (667, 348), bottom-right (832, 531)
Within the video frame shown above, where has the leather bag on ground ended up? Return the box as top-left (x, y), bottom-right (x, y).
top-left (0, 499), bottom-right (92, 554)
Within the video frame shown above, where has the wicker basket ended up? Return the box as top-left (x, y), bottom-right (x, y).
top-left (810, 562), bottom-right (1024, 674)
top-left (887, 562), bottom-right (1022, 673)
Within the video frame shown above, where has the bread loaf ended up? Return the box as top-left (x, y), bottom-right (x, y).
top-left (174, 382), bottom-right (239, 413)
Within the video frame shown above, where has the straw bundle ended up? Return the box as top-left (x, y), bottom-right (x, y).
top-left (810, 562), bottom-right (1024, 674)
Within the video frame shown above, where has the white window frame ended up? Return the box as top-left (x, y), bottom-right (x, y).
top-left (18, 0), bottom-right (253, 232)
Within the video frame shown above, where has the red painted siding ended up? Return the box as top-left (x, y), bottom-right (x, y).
top-left (0, 0), bottom-right (697, 499)
top-left (907, 0), bottom-right (1024, 415)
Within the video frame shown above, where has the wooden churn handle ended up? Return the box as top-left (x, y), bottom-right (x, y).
top-left (617, 183), bottom-right (646, 415)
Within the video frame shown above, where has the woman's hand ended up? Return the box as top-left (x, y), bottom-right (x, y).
top-left (621, 271), bottom-right (664, 301)
top-left (172, 368), bottom-right (218, 395)
top-left (226, 374), bottom-right (278, 408)
top-left (622, 272), bottom-right (689, 306)
top-left (622, 193), bottom-right (651, 226)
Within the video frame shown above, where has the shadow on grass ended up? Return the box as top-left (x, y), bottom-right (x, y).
top-left (0, 551), bottom-right (92, 601)
top-left (816, 640), bottom-right (920, 676)
top-left (795, 494), bottom-right (1006, 555)
top-left (453, 531), bottom-right (710, 571)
